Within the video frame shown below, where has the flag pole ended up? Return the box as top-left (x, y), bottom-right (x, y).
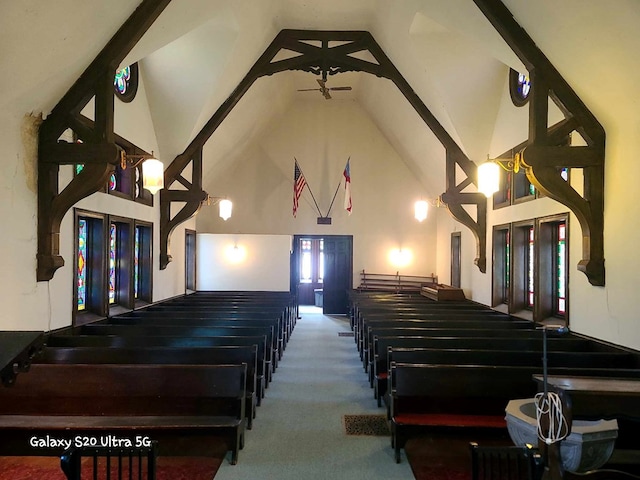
top-left (294, 157), bottom-right (323, 217)
top-left (325, 178), bottom-right (342, 217)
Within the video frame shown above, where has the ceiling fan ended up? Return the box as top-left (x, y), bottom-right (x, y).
top-left (298, 78), bottom-right (352, 100)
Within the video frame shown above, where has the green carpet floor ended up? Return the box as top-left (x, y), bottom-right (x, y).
top-left (213, 308), bottom-right (414, 479)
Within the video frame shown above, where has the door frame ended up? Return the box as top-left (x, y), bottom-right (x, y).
top-left (291, 234), bottom-right (353, 313)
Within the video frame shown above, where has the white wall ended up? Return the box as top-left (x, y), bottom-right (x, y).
top-left (197, 100), bottom-right (439, 288)
top-left (197, 234), bottom-right (291, 291)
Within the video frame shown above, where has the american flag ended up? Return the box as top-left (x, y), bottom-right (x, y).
top-left (293, 160), bottom-right (307, 217)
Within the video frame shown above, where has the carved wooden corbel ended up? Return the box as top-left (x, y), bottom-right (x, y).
top-left (474, 0), bottom-right (606, 286)
top-left (36, 0), bottom-right (171, 281)
top-left (160, 149), bottom-right (208, 270)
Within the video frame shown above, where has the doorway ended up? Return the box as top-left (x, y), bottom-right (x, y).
top-left (291, 235), bottom-right (353, 315)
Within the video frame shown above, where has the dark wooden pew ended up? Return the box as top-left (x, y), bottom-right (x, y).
top-left (363, 326), bottom-right (545, 375)
top-left (375, 346), bottom-right (638, 406)
top-left (70, 324), bottom-right (277, 383)
top-left (35, 345), bottom-right (259, 430)
top-left (107, 313), bottom-right (287, 363)
top-left (45, 334), bottom-right (269, 403)
top-left (370, 335), bottom-right (599, 405)
top-left (360, 318), bottom-right (534, 368)
top-left (0, 363), bottom-right (247, 464)
top-left (388, 363), bottom-right (640, 464)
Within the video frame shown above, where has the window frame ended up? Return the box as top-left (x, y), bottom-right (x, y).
top-left (450, 232), bottom-right (461, 288)
top-left (74, 209), bottom-right (153, 325)
top-left (74, 210), bottom-right (107, 325)
top-left (185, 229), bottom-right (197, 293)
top-left (535, 214), bottom-right (569, 323)
top-left (492, 215), bottom-right (570, 326)
top-left (491, 223), bottom-right (511, 310)
top-left (134, 220), bottom-right (153, 306)
top-left (510, 220), bottom-right (535, 319)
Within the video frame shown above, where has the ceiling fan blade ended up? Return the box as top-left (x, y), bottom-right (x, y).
top-left (297, 88), bottom-right (320, 92)
top-left (323, 90), bottom-right (332, 100)
top-left (316, 78), bottom-right (326, 89)
top-left (328, 86), bottom-right (352, 91)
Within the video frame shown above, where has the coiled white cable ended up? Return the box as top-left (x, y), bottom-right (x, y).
top-left (535, 391), bottom-right (569, 445)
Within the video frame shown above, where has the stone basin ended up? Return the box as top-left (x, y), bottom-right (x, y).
top-left (505, 398), bottom-right (618, 473)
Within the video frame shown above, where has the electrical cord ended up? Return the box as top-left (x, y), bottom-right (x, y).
top-left (535, 391), bottom-right (569, 444)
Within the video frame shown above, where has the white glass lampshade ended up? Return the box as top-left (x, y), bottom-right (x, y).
top-left (414, 200), bottom-right (428, 222)
top-left (478, 161), bottom-right (500, 198)
top-left (142, 158), bottom-right (164, 194)
top-left (219, 199), bottom-right (232, 220)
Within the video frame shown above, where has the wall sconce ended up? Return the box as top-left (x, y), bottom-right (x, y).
top-left (414, 196), bottom-right (443, 222)
top-left (389, 248), bottom-right (413, 268)
top-left (205, 195), bottom-right (233, 221)
top-left (477, 150), bottom-right (529, 197)
top-left (225, 244), bottom-right (246, 263)
top-left (120, 151), bottom-right (164, 194)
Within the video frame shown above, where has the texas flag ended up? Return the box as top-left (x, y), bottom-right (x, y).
top-left (343, 158), bottom-right (352, 215)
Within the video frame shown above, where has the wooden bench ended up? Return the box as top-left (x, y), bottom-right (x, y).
top-left (0, 363), bottom-right (247, 464)
top-left (45, 334), bottom-right (269, 404)
top-left (357, 271), bottom-right (437, 293)
top-left (371, 335), bottom-right (611, 405)
top-left (107, 313), bottom-right (288, 363)
top-left (34, 345), bottom-right (259, 429)
top-left (360, 318), bottom-right (534, 370)
top-left (70, 324), bottom-right (277, 383)
top-left (388, 363), bottom-right (640, 464)
top-left (363, 326), bottom-right (545, 375)
top-left (376, 346), bottom-right (637, 407)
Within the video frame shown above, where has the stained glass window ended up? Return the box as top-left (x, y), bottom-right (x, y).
top-left (114, 66), bottom-right (131, 96)
top-left (527, 227), bottom-right (534, 308)
top-left (560, 168), bottom-right (569, 182)
top-left (134, 226), bottom-right (140, 299)
top-left (509, 69), bottom-right (532, 107)
top-left (557, 223), bottom-right (566, 315)
top-left (76, 164), bottom-right (85, 175)
top-left (77, 219), bottom-right (87, 310)
top-left (109, 223), bottom-right (117, 304)
top-left (114, 63), bottom-right (138, 103)
top-left (517, 73), bottom-right (531, 99)
top-left (109, 173), bottom-right (117, 191)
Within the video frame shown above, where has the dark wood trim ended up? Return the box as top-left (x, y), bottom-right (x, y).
top-left (474, 0), bottom-right (605, 286)
top-left (37, 0), bottom-right (170, 281)
top-left (491, 223), bottom-right (511, 308)
top-left (161, 29), bottom-right (487, 272)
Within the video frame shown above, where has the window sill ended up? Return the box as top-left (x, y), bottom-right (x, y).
top-left (74, 311), bottom-right (107, 327)
top-left (509, 309), bottom-right (534, 322)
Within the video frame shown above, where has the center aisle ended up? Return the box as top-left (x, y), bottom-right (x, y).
top-left (214, 308), bottom-right (415, 479)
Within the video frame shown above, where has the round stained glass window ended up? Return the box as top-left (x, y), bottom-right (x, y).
top-left (509, 68), bottom-right (531, 107)
top-left (109, 173), bottom-right (117, 191)
top-left (114, 63), bottom-right (139, 103)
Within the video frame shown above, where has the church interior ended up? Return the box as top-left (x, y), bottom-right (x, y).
top-left (1, 1), bottom-right (640, 478)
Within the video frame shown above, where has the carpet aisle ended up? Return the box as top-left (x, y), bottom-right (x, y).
top-left (213, 308), bottom-right (415, 479)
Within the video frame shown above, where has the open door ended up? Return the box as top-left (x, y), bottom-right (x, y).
top-left (291, 235), bottom-right (353, 315)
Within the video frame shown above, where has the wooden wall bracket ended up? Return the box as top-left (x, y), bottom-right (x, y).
top-left (161, 29), bottom-right (487, 272)
top-left (474, 0), bottom-right (606, 286)
top-left (160, 148), bottom-right (208, 270)
top-left (36, 0), bottom-right (171, 281)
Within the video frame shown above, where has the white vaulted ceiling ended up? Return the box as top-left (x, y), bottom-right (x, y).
top-left (3, 0), bottom-right (639, 201)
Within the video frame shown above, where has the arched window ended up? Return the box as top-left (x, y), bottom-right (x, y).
top-left (509, 68), bottom-right (531, 107)
top-left (114, 63), bottom-right (139, 103)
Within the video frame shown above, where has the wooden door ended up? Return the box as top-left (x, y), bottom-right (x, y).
top-left (322, 236), bottom-right (353, 315)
